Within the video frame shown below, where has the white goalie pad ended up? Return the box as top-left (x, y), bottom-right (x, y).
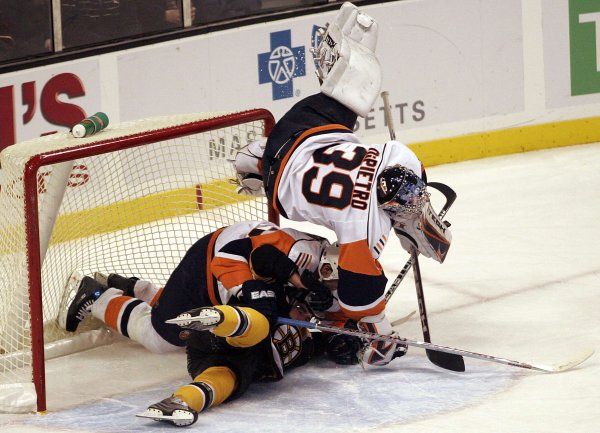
top-left (232, 139), bottom-right (266, 196)
top-left (313, 2), bottom-right (381, 117)
top-left (394, 202), bottom-right (452, 263)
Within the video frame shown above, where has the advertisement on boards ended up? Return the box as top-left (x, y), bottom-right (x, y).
top-left (544, 0), bottom-right (600, 108)
top-left (0, 60), bottom-right (101, 153)
top-left (1, 0), bottom-right (525, 179)
top-left (118, 0), bottom-right (524, 135)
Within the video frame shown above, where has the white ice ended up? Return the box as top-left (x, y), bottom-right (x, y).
top-left (1, 142), bottom-right (599, 432)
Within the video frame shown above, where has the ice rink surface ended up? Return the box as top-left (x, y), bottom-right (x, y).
top-left (1, 142), bottom-right (599, 432)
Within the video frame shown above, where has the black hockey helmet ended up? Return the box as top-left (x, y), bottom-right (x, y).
top-left (376, 165), bottom-right (428, 216)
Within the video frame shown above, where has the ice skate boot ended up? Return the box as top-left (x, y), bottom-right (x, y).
top-left (93, 272), bottom-right (138, 296)
top-left (137, 396), bottom-right (198, 427)
top-left (60, 271), bottom-right (108, 332)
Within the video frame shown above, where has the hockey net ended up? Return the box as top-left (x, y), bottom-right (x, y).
top-left (0, 110), bottom-right (276, 413)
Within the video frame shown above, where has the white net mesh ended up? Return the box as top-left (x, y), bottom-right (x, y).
top-left (0, 112), bottom-right (271, 412)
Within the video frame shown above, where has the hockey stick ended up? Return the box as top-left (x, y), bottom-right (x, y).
top-left (278, 317), bottom-right (595, 373)
top-left (411, 248), bottom-right (464, 371)
top-left (391, 310), bottom-right (416, 327)
top-left (381, 91), bottom-right (464, 372)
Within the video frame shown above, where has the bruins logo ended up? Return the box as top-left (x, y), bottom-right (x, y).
top-left (272, 324), bottom-right (303, 366)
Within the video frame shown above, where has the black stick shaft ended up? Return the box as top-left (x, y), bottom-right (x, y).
top-left (411, 248), bottom-right (431, 338)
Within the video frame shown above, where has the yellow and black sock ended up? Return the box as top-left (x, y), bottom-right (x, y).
top-left (211, 305), bottom-right (269, 348)
top-left (173, 366), bottom-right (237, 413)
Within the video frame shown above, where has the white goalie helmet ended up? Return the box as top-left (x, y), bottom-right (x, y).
top-left (318, 243), bottom-right (340, 281)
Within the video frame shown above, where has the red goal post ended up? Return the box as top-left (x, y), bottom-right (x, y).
top-left (0, 109), bottom-right (277, 413)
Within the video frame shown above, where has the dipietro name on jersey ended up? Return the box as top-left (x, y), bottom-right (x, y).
top-left (351, 148), bottom-right (380, 210)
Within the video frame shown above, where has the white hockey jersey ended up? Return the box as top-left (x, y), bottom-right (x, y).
top-left (270, 125), bottom-right (423, 318)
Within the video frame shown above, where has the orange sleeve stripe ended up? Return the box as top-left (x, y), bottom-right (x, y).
top-left (149, 287), bottom-right (164, 307)
top-left (206, 228), bottom-right (225, 305)
top-left (339, 300), bottom-right (386, 321)
top-left (271, 124), bottom-right (352, 211)
top-left (250, 229), bottom-right (296, 255)
top-left (211, 256), bottom-right (253, 290)
top-left (104, 296), bottom-right (133, 330)
top-left (218, 269), bottom-right (253, 290)
top-left (339, 240), bottom-right (383, 276)
top-left (322, 311), bottom-right (350, 324)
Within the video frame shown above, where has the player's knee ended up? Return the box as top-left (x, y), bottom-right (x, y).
top-left (229, 306), bottom-right (270, 347)
top-left (211, 305), bottom-right (269, 348)
top-left (128, 305), bottom-right (181, 353)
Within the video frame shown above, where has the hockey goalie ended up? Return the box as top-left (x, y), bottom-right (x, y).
top-left (234, 2), bottom-right (452, 366)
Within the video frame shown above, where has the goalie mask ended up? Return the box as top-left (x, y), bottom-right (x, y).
top-left (377, 165), bottom-right (428, 220)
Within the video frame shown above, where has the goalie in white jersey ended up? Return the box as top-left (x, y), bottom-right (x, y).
top-left (234, 2), bottom-right (452, 366)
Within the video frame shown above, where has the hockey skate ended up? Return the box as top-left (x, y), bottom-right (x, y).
top-left (58, 270), bottom-right (108, 332)
top-left (136, 396), bottom-right (198, 427)
top-left (165, 307), bottom-right (224, 331)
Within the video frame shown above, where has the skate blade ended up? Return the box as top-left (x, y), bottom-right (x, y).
top-left (136, 409), bottom-right (195, 426)
top-left (165, 309), bottom-right (222, 327)
top-left (57, 270), bottom-right (85, 330)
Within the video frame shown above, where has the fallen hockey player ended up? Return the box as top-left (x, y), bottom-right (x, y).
top-left (233, 2), bottom-right (452, 366)
top-left (60, 220), bottom-right (341, 353)
top-left (59, 220), bottom-right (379, 426)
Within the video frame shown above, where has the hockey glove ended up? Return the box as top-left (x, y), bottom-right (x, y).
top-left (250, 244), bottom-right (297, 284)
top-left (300, 270), bottom-right (334, 312)
top-left (324, 320), bottom-right (361, 365)
top-left (325, 333), bottom-right (362, 365)
top-left (240, 279), bottom-right (279, 326)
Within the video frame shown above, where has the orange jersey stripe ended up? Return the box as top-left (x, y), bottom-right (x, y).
top-left (271, 124), bottom-right (352, 212)
top-left (339, 240), bottom-right (383, 276)
top-left (104, 296), bottom-right (133, 331)
top-left (211, 256), bottom-right (253, 290)
top-left (339, 299), bottom-right (386, 321)
top-left (149, 287), bottom-right (164, 307)
top-left (250, 229), bottom-right (296, 255)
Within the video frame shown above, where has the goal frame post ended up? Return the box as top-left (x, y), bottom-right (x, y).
top-left (18, 109), bottom-right (276, 412)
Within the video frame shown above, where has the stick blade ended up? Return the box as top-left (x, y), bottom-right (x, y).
top-left (391, 310), bottom-right (417, 327)
top-left (426, 349), bottom-right (466, 372)
top-left (551, 349), bottom-right (594, 373)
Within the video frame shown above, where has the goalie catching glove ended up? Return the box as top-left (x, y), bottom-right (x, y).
top-left (231, 139), bottom-right (266, 196)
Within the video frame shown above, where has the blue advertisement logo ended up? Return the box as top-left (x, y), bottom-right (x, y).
top-left (258, 30), bottom-right (306, 100)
